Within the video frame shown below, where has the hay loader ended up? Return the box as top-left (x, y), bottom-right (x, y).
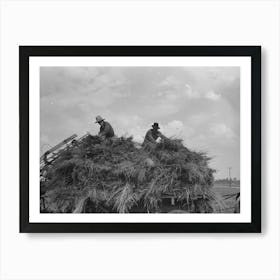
top-left (40, 133), bottom-right (91, 172)
top-left (40, 134), bottom-right (78, 169)
top-left (40, 133), bottom-right (91, 201)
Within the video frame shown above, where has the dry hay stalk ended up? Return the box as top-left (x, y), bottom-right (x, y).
top-left (41, 135), bottom-right (220, 213)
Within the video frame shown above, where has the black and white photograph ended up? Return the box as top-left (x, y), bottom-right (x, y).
top-left (40, 66), bottom-right (241, 214)
top-left (3, 1), bottom-right (280, 279)
top-left (19, 46), bottom-right (260, 232)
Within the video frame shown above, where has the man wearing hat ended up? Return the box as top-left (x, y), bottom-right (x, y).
top-left (95, 115), bottom-right (115, 140)
top-left (143, 122), bottom-right (167, 147)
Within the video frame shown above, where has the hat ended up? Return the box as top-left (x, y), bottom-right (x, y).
top-left (152, 122), bottom-right (160, 129)
top-left (95, 115), bottom-right (105, 123)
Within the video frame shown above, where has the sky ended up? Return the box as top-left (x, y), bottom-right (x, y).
top-left (40, 66), bottom-right (240, 179)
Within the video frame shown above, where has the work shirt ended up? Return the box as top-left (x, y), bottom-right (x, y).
top-left (143, 129), bottom-right (164, 145)
top-left (99, 121), bottom-right (115, 138)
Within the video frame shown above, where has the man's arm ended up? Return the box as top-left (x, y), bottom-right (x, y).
top-left (98, 124), bottom-right (105, 137)
top-left (158, 131), bottom-right (168, 140)
top-left (98, 128), bottom-right (104, 137)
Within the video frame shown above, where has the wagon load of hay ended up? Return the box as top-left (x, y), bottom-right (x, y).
top-left (40, 135), bottom-right (225, 213)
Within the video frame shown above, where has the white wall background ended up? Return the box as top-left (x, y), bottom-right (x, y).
top-left (0, 0), bottom-right (279, 279)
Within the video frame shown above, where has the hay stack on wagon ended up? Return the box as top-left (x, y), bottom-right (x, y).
top-left (40, 135), bottom-right (225, 213)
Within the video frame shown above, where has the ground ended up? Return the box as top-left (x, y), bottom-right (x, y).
top-left (213, 184), bottom-right (240, 213)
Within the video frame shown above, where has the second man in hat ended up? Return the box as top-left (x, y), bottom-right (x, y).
top-left (143, 122), bottom-right (167, 147)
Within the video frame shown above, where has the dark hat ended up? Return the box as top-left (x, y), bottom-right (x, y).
top-left (152, 122), bottom-right (160, 129)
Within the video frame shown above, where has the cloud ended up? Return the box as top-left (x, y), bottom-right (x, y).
top-left (205, 90), bottom-right (221, 101)
top-left (40, 67), bottom-right (131, 109)
top-left (188, 112), bottom-right (215, 124)
top-left (158, 75), bottom-right (179, 87)
top-left (162, 120), bottom-right (184, 138)
top-left (148, 78), bottom-right (197, 119)
top-left (160, 120), bottom-right (195, 145)
top-left (210, 123), bottom-right (236, 140)
top-left (141, 103), bottom-right (179, 119)
top-left (157, 75), bottom-right (223, 102)
top-left (158, 76), bottom-right (197, 99)
top-left (40, 66), bottom-right (240, 179)
top-left (184, 84), bottom-right (197, 98)
top-left (129, 126), bottom-right (147, 143)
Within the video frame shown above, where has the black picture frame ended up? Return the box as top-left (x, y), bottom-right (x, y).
top-left (20, 46), bottom-right (261, 233)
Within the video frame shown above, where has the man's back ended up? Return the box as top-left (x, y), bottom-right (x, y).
top-left (99, 121), bottom-right (115, 138)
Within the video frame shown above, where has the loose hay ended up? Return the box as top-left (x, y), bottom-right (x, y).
top-left (40, 135), bottom-right (224, 213)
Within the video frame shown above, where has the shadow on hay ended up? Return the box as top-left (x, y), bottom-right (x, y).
top-left (40, 136), bottom-right (226, 213)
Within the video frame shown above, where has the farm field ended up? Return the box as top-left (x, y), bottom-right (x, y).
top-left (213, 185), bottom-right (240, 213)
top-left (214, 185), bottom-right (240, 195)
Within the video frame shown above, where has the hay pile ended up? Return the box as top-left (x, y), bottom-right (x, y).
top-left (40, 135), bottom-right (225, 213)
